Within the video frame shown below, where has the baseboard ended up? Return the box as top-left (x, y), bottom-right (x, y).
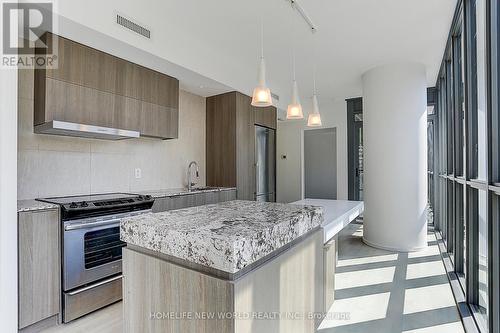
top-left (19, 314), bottom-right (58, 333)
top-left (362, 237), bottom-right (427, 252)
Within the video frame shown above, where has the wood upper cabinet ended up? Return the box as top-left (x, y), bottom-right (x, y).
top-left (35, 32), bottom-right (179, 139)
top-left (18, 209), bottom-right (60, 329)
top-left (140, 102), bottom-right (178, 139)
top-left (254, 105), bottom-right (277, 129)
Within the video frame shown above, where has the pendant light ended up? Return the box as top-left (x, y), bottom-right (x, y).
top-left (286, 9), bottom-right (303, 120)
top-left (286, 62), bottom-right (303, 119)
top-left (307, 33), bottom-right (322, 127)
top-left (251, 17), bottom-right (273, 107)
top-left (307, 96), bottom-right (322, 126)
top-left (307, 69), bottom-right (322, 126)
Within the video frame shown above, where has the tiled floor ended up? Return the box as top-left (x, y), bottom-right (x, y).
top-left (318, 222), bottom-right (465, 333)
top-left (41, 222), bottom-right (464, 333)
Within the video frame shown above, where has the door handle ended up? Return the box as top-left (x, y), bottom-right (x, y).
top-left (65, 219), bottom-right (121, 231)
top-left (64, 209), bottom-right (152, 231)
top-left (67, 275), bottom-right (122, 295)
top-left (255, 162), bottom-right (260, 192)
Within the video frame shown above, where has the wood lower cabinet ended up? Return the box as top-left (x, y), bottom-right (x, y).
top-left (151, 190), bottom-right (237, 213)
top-left (35, 32), bottom-right (179, 139)
top-left (18, 209), bottom-right (60, 329)
top-left (206, 92), bottom-right (277, 201)
top-left (218, 190), bottom-right (237, 202)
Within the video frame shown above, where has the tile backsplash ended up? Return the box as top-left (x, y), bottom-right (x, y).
top-left (17, 68), bottom-right (206, 200)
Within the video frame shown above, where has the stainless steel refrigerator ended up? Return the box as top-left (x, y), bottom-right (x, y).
top-left (255, 125), bottom-right (276, 202)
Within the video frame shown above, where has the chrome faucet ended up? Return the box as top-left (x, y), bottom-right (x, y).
top-left (187, 161), bottom-right (199, 192)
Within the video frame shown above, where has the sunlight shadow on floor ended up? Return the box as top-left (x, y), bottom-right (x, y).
top-left (318, 292), bottom-right (391, 329)
top-left (406, 260), bottom-right (446, 280)
top-left (402, 321), bottom-right (465, 333)
top-left (318, 223), bottom-right (464, 333)
top-left (403, 284), bottom-right (458, 315)
top-left (335, 266), bottom-right (396, 290)
top-left (337, 253), bottom-right (399, 267)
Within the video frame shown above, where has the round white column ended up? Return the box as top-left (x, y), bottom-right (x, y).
top-left (362, 63), bottom-right (428, 252)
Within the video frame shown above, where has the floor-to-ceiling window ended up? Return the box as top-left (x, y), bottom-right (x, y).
top-left (488, 0), bottom-right (500, 331)
top-left (469, 0), bottom-right (489, 328)
top-left (347, 98), bottom-right (364, 201)
top-left (432, 0), bottom-right (499, 331)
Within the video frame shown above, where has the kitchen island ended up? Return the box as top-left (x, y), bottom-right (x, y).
top-left (120, 200), bottom-right (324, 333)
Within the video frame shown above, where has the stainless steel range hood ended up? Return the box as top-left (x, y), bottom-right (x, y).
top-left (34, 121), bottom-right (140, 140)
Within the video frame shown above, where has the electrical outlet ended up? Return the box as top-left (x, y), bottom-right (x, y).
top-left (134, 168), bottom-right (142, 179)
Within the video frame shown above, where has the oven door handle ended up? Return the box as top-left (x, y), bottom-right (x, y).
top-left (65, 219), bottom-right (121, 231)
top-left (67, 275), bottom-right (122, 296)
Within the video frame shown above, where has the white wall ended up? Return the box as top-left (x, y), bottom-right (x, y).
top-left (276, 99), bottom-right (348, 203)
top-left (18, 67), bottom-right (206, 199)
top-left (0, 24), bottom-right (18, 333)
top-left (362, 63), bottom-right (427, 252)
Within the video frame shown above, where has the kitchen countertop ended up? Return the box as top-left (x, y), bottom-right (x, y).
top-left (291, 199), bottom-right (364, 243)
top-left (16, 187), bottom-right (236, 213)
top-left (17, 199), bottom-right (59, 213)
top-left (120, 200), bottom-right (323, 275)
top-left (137, 187), bottom-right (236, 198)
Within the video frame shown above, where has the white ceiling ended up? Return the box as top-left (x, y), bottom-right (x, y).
top-left (53, 0), bottom-right (457, 112)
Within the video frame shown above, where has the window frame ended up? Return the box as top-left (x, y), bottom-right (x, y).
top-left (432, 0), bottom-right (500, 331)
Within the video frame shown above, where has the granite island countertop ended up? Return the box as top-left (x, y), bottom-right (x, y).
top-left (120, 200), bottom-right (323, 275)
top-left (291, 199), bottom-right (364, 243)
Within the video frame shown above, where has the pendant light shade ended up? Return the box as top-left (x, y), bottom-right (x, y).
top-left (286, 6), bottom-right (303, 120)
top-left (251, 17), bottom-right (273, 107)
top-left (287, 80), bottom-right (303, 119)
top-left (307, 94), bottom-right (322, 127)
top-left (251, 57), bottom-right (273, 107)
top-left (307, 33), bottom-right (322, 127)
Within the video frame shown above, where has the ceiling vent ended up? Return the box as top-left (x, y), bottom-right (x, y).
top-left (116, 14), bottom-right (151, 39)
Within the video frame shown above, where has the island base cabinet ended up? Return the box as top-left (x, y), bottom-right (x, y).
top-left (233, 229), bottom-right (324, 333)
top-left (122, 248), bottom-right (235, 333)
top-left (323, 235), bottom-right (338, 312)
top-left (122, 230), bottom-right (324, 333)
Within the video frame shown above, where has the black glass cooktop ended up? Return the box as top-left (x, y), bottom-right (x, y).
top-left (37, 193), bottom-right (154, 221)
top-left (38, 193), bottom-right (139, 205)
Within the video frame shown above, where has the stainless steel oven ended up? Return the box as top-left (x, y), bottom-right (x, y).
top-left (38, 193), bottom-right (154, 322)
top-left (63, 211), bottom-right (146, 290)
